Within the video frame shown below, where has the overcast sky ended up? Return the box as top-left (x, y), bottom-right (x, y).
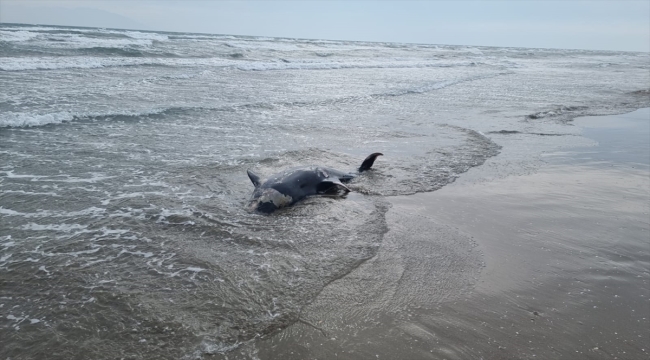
top-left (1, 0), bottom-right (648, 52)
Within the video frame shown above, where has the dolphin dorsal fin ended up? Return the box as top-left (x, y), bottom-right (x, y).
top-left (359, 152), bottom-right (383, 172)
top-left (247, 169), bottom-right (262, 188)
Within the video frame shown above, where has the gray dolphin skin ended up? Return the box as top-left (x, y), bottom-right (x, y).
top-left (247, 152), bottom-right (383, 213)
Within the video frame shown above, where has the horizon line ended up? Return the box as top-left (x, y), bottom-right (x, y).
top-left (2, 21), bottom-right (647, 54)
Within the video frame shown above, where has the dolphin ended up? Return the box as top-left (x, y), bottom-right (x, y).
top-left (246, 152), bottom-right (383, 213)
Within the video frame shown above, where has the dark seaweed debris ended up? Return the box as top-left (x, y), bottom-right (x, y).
top-left (488, 130), bottom-right (520, 134)
top-left (527, 105), bottom-right (588, 120)
top-left (488, 130), bottom-right (567, 136)
top-left (629, 89), bottom-right (650, 97)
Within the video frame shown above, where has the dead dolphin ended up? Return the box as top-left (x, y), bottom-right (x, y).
top-left (246, 153), bottom-right (383, 213)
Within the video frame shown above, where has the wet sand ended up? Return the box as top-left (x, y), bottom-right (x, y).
top-left (246, 109), bottom-right (649, 359)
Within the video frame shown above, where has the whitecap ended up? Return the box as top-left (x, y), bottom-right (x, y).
top-left (0, 112), bottom-right (73, 127)
top-left (0, 30), bottom-right (39, 42)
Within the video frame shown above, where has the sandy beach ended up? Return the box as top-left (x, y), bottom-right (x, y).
top-left (249, 109), bottom-right (650, 359)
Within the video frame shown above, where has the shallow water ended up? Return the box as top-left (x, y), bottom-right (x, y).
top-left (253, 109), bottom-right (649, 360)
top-left (0, 23), bottom-right (649, 359)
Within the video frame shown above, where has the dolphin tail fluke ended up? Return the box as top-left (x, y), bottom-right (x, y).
top-left (247, 169), bottom-right (262, 188)
top-left (358, 152), bottom-right (383, 172)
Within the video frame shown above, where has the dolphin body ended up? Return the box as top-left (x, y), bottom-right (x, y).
top-left (246, 153), bottom-right (383, 213)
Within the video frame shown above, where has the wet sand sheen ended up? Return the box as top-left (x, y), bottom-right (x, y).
top-left (251, 109), bottom-right (649, 359)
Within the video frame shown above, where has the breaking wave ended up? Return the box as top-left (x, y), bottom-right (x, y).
top-left (0, 55), bottom-right (503, 72)
top-left (1, 73), bottom-right (505, 128)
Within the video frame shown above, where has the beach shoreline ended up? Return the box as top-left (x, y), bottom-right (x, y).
top-left (248, 109), bottom-right (650, 359)
top-left (2, 23), bottom-right (649, 359)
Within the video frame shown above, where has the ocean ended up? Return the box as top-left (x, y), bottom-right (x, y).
top-left (1, 23), bottom-right (648, 359)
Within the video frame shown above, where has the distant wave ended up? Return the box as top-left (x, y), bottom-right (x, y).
top-left (382, 72), bottom-right (507, 97)
top-left (0, 111), bottom-right (74, 127)
top-left (0, 44), bottom-right (182, 58)
top-left (234, 59), bottom-right (479, 71)
top-left (0, 57), bottom-right (229, 71)
top-left (168, 34), bottom-right (239, 41)
top-left (0, 27), bottom-right (168, 42)
top-left (76, 47), bottom-right (150, 57)
top-left (0, 55), bottom-right (498, 72)
top-left (1, 73), bottom-right (506, 128)
top-left (0, 28), bottom-right (168, 52)
top-left (0, 30), bottom-right (39, 42)
top-left (0, 108), bottom-right (184, 128)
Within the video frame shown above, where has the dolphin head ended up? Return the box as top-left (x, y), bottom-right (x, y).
top-left (247, 187), bottom-right (293, 213)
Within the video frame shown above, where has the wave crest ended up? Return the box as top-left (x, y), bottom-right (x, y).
top-left (0, 112), bottom-right (74, 127)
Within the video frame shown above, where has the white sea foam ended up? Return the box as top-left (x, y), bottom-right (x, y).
top-left (44, 33), bottom-right (155, 49)
top-left (170, 34), bottom-right (237, 41)
top-left (170, 266), bottom-right (206, 278)
top-left (234, 59), bottom-right (478, 71)
top-left (1, 170), bottom-right (48, 180)
top-left (0, 111), bottom-right (73, 127)
top-left (0, 30), bottom-right (39, 42)
top-left (1, 169), bottom-right (113, 183)
top-left (101, 191), bottom-right (166, 205)
top-left (0, 57), bottom-right (144, 71)
top-left (121, 30), bottom-right (169, 41)
top-left (21, 223), bottom-right (88, 233)
top-left (0, 207), bottom-right (22, 216)
top-left (0, 26), bottom-right (64, 32)
top-left (44, 173), bottom-right (114, 184)
top-left (2, 190), bottom-right (61, 197)
top-left (0, 27), bottom-right (167, 46)
top-left (0, 55), bottom-right (485, 72)
top-left (37, 246), bottom-right (102, 258)
top-left (96, 227), bottom-right (130, 237)
top-left (117, 249), bottom-right (154, 258)
top-left (0, 56), bottom-right (234, 71)
top-left (224, 40), bottom-right (303, 51)
top-left (0, 150), bottom-right (34, 158)
top-left (0, 107), bottom-right (181, 128)
top-left (0, 206), bottom-right (106, 219)
top-left (464, 47), bottom-right (484, 55)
